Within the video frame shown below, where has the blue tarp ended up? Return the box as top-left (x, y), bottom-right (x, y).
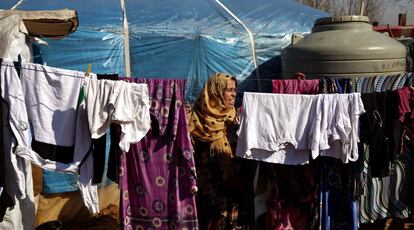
top-left (0, 0), bottom-right (327, 193)
top-left (1, 0), bottom-right (327, 101)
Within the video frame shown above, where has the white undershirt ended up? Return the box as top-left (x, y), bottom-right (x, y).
top-left (236, 92), bottom-right (365, 164)
top-left (85, 79), bottom-right (151, 153)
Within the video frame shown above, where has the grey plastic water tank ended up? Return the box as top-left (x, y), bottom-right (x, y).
top-left (281, 16), bottom-right (407, 78)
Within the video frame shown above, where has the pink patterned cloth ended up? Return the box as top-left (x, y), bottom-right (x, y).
top-left (119, 78), bottom-right (198, 229)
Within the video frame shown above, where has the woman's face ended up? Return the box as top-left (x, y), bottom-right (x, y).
top-left (222, 79), bottom-right (237, 108)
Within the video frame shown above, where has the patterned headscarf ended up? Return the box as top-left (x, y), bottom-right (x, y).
top-left (189, 73), bottom-right (237, 158)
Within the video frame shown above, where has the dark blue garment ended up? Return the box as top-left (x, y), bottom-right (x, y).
top-left (318, 77), bottom-right (359, 230)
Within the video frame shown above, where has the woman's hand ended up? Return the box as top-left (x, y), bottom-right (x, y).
top-left (234, 114), bottom-right (240, 125)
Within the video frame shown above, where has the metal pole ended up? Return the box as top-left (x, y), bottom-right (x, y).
top-left (120, 0), bottom-right (131, 77)
top-left (215, 0), bottom-right (261, 91)
top-left (360, 0), bottom-right (366, 16)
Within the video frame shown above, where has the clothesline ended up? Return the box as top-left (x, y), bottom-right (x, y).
top-left (1, 63), bottom-right (190, 87)
top-left (2, 63), bottom-right (412, 91)
top-left (0, 63), bottom-right (86, 79)
top-left (0, 62), bottom-right (224, 81)
top-left (0, 63), bottom-right (358, 82)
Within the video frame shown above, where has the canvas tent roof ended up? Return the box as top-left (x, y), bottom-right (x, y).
top-left (0, 9), bottom-right (78, 38)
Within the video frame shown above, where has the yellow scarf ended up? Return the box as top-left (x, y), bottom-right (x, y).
top-left (189, 73), bottom-right (236, 158)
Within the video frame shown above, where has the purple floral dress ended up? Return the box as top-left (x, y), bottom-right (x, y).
top-left (120, 78), bottom-right (198, 229)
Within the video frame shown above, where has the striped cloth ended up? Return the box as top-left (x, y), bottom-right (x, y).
top-left (356, 73), bottom-right (414, 223)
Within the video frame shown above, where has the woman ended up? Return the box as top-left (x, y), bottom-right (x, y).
top-left (190, 73), bottom-right (250, 229)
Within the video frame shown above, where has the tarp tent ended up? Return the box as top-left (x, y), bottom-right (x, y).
top-left (1, 0), bottom-right (327, 101)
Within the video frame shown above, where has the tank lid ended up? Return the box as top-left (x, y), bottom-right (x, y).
top-left (315, 15), bottom-right (370, 26)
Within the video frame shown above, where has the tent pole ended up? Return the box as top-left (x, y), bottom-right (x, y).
top-left (360, 0), bottom-right (366, 16)
top-left (121, 0), bottom-right (131, 77)
top-left (214, 0), bottom-right (261, 91)
top-left (10, 0), bottom-right (24, 10)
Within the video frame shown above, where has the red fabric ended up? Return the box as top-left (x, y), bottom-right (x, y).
top-left (272, 79), bottom-right (319, 94)
top-left (373, 25), bottom-right (414, 38)
top-left (397, 87), bottom-right (414, 145)
top-left (267, 183), bottom-right (309, 230)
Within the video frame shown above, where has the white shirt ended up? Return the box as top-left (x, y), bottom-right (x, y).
top-left (21, 63), bottom-right (84, 146)
top-left (236, 92), bottom-right (365, 164)
top-left (85, 79), bottom-right (151, 153)
top-left (17, 63), bottom-right (99, 214)
top-left (312, 93), bottom-right (365, 163)
top-left (0, 60), bottom-right (35, 229)
top-left (237, 92), bottom-right (317, 165)
top-left (0, 60), bottom-right (31, 199)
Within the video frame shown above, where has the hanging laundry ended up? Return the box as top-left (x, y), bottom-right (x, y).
top-left (90, 134), bottom-right (106, 184)
top-left (315, 93), bottom-right (365, 163)
top-left (360, 91), bottom-right (400, 177)
top-left (85, 78), bottom-right (150, 153)
top-left (356, 73), bottom-right (414, 224)
top-left (358, 141), bottom-right (414, 224)
top-left (396, 86), bottom-right (414, 149)
top-left (237, 92), bottom-right (316, 165)
top-left (117, 78), bottom-right (198, 229)
top-left (0, 60), bottom-right (35, 229)
top-left (22, 64), bottom-right (83, 148)
top-left (0, 92), bottom-right (15, 222)
top-left (15, 62), bottom-right (98, 214)
top-left (236, 92), bottom-right (365, 164)
top-left (18, 63), bottom-right (88, 172)
top-left (91, 73), bottom-right (118, 183)
top-left (39, 74), bottom-right (120, 193)
top-left (262, 163), bottom-right (317, 230)
top-left (258, 79), bottom-right (321, 230)
top-left (272, 79), bottom-right (319, 94)
top-left (255, 78), bottom-right (361, 230)
top-left (355, 74), bottom-right (409, 93)
top-left (107, 123), bottom-right (122, 183)
top-left (315, 77), bottom-right (361, 230)
top-left (89, 74), bottom-right (150, 183)
top-left (0, 60), bottom-right (32, 199)
top-left (317, 156), bottom-right (360, 230)
top-left (0, 59), bottom-right (15, 223)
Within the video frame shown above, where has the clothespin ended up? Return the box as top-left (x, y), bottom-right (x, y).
top-left (79, 64), bottom-right (91, 106)
top-left (18, 54), bottom-right (22, 66)
top-left (14, 54), bottom-right (22, 78)
top-left (85, 64), bottom-right (92, 77)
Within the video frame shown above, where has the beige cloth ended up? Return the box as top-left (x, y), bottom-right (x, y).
top-left (35, 183), bottom-right (119, 226)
